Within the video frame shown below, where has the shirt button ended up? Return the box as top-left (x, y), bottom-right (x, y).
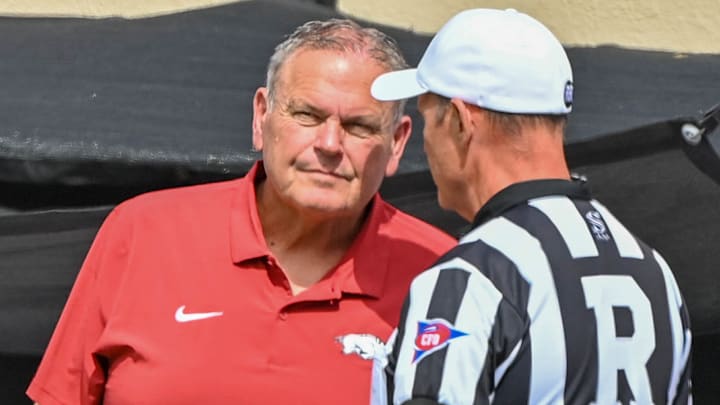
top-left (279, 312), bottom-right (287, 320)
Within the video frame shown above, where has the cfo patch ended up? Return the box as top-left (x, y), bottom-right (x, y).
top-left (413, 319), bottom-right (468, 363)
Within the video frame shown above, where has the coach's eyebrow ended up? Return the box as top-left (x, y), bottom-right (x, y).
top-left (284, 98), bottom-right (325, 116)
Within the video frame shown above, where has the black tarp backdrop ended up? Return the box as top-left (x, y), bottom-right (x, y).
top-left (1, 0), bottom-right (719, 402)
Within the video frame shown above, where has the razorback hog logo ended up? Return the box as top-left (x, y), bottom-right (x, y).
top-left (413, 319), bottom-right (468, 363)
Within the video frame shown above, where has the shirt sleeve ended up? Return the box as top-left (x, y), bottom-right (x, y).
top-left (671, 278), bottom-right (693, 404)
top-left (671, 308), bottom-right (692, 405)
top-left (370, 329), bottom-right (396, 405)
top-left (26, 207), bottom-right (129, 405)
top-left (654, 250), bottom-right (693, 404)
top-left (386, 257), bottom-right (520, 405)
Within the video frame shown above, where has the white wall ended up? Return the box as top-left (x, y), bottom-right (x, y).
top-left (338, 0), bottom-right (720, 54)
top-left (0, 0), bottom-right (240, 18)
top-left (0, 0), bottom-right (717, 54)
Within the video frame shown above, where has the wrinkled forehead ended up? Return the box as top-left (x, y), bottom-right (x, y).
top-left (279, 50), bottom-right (391, 102)
top-left (274, 48), bottom-right (403, 128)
top-left (277, 47), bottom-right (391, 83)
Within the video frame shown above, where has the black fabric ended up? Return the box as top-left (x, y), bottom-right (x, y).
top-left (0, 0), bottom-right (719, 403)
top-left (0, 1), bottom-right (719, 188)
top-left (682, 104), bottom-right (720, 185)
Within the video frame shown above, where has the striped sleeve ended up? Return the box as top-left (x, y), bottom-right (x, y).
top-left (390, 256), bottom-right (506, 405)
top-left (465, 217), bottom-right (567, 403)
top-left (653, 250), bottom-right (693, 403)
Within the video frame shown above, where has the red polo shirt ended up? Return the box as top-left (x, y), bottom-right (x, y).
top-left (27, 162), bottom-right (455, 405)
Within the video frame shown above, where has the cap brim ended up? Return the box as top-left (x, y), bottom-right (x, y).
top-left (371, 68), bottom-right (428, 101)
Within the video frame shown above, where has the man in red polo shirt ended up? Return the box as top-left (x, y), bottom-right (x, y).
top-left (27, 19), bottom-right (455, 405)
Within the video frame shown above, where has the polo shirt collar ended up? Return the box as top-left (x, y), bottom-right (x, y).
top-left (230, 161), bottom-right (272, 263)
top-left (471, 177), bottom-right (592, 228)
top-left (229, 161), bottom-right (388, 299)
top-left (328, 193), bottom-right (389, 299)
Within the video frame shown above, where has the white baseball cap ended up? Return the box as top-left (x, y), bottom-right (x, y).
top-left (371, 8), bottom-right (574, 114)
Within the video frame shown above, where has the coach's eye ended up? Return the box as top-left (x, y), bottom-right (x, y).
top-left (293, 111), bottom-right (320, 125)
top-left (344, 122), bottom-right (379, 138)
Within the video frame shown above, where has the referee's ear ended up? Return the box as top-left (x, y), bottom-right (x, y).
top-left (449, 97), bottom-right (475, 159)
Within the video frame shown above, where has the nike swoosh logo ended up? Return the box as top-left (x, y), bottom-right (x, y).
top-left (174, 305), bottom-right (224, 323)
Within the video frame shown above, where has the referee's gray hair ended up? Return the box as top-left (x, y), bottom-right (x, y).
top-left (265, 19), bottom-right (409, 126)
top-left (433, 94), bottom-right (568, 136)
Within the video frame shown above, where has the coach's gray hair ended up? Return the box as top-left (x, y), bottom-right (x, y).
top-left (265, 19), bottom-right (409, 125)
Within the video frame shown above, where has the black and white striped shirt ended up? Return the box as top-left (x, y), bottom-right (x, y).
top-left (376, 179), bottom-right (692, 405)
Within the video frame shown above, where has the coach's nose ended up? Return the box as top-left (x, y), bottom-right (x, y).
top-left (314, 117), bottom-right (343, 155)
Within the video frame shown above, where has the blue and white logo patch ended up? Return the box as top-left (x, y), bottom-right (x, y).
top-left (413, 319), bottom-right (468, 363)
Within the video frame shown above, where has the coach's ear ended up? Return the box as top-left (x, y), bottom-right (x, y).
top-left (252, 87), bottom-right (270, 152)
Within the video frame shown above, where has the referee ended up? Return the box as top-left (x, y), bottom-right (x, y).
top-left (370, 8), bottom-right (692, 405)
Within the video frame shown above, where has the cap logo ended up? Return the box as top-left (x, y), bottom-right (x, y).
top-left (564, 81), bottom-right (574, 108)
top-left (413, 319), bottom-right (468, 363)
